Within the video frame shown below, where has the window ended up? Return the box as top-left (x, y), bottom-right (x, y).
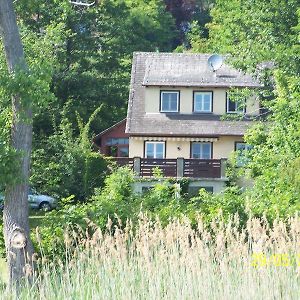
top-left (160, 91), bottom-right (179, 112)
top-left (106, 138), bottom-right (129, 146)
top-left (105, 137), bottom-right (129, 157)
top-left (193, 91), bottom-right (213, 113)
top-left (235, 142), bottom-right (252, 152)
top-left (226, 93), bottom-right (246, 113)
top-left (145, 142), bottom-right (165, 158)
top-left (119, 147), bottom-right (129, 157)
top-left (235, 142), bottom-right (252, 166)
top-left (191, 142), bottom-right (212, 159)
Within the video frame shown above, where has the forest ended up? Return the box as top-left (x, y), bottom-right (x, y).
top-left (0, 0), bottom-right (300, 298)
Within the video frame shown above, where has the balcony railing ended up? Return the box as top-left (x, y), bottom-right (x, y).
top-left (113, 157), bottom-right (226, 179)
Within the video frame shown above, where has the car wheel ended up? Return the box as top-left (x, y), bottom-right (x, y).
top-left (39, 202), bottom-right (51, 212)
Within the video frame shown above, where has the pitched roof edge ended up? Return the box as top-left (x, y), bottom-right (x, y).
top-left (93, 118), bottom-right (126, 142)
top-left (126, 52), bottom-right (139, 134)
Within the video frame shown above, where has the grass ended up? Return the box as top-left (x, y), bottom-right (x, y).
top-left (28, 210), bottom-right (47, 229)
top-left (0, 258), bottom-right (7, 285)
top-left (1, 214), bottom-right (300, 299)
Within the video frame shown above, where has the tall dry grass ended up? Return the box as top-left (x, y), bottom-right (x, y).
top-left (1, 213), bottom-right (300, 299)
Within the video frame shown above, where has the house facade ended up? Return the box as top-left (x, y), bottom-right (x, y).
top-left (95, 52), bottom-right (261, 193)
top-left (126, 52), bottom-right (260, 160)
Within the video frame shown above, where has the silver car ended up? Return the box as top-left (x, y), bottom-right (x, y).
top-left (0, 189), bottom-right (57, 211)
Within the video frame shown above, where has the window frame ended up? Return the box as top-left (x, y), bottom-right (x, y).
top-left (234, 142), bottom-right (252, 166)
top-left (190, 142), bottom-right (213, 159)
top-left (193, 91), bottom-right (213, 113)
top-left (226, 92), bottom-right (246, 114)
top-left (160, 90), bottom-right (180, 113)
top-left (234, 142), bottom-right (252, 152)
top-left (145, 141), bottom-right (166, 159)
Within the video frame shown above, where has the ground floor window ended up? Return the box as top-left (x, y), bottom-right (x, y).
top-left (105, 137), bottom-right (129, 157)
top-left (145, 141), bottom-right (165, 159)
top-left (191, 142), bottom-right (212, 159)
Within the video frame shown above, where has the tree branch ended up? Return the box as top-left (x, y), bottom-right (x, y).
top-left (69, 1), bottom-right (95, 7)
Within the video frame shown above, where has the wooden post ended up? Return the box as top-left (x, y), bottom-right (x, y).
top-left (177, 157), bottom-right (184, 178)
top-left (220, 158), bottom-right (227, 178)
top-left (133, 157), bottom-right (141, 177)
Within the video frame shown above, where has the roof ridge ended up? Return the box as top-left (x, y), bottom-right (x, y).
top-left (133, 51), bottom-right (214, 56)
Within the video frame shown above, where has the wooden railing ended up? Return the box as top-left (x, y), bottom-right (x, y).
top-left (113, 157), bottom-right (134, 167)
top-left (140, 158), bottom-right (177, 177)
top-left (183, 159), bottom-right (221, 178)
top-left (112, 157), bottom-right (226, 179)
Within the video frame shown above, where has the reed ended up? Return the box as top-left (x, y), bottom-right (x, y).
top-left (1, 213), bottom-right (300, 299)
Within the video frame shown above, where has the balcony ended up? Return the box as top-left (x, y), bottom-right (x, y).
top-left (112, 157), bottom-right (227, 179)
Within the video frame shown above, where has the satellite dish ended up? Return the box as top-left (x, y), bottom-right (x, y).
top-left (208, 54), bottom-right (223, 72)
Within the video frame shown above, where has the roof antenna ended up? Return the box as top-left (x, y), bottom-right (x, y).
top-left (70, 0), bottom-right (95, 7)
top-left (208, 54), bottom-right (223, 72)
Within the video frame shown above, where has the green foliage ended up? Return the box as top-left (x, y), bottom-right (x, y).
top-left (198, 1), bottom-right (300, 221)
top-left (30, 167), bottom-right (249, 258)
top-left (207, 0), bottom-right (299, 73)
top-left (244, 73), bottom-right (300, 220)
top-left (31, 109), bottom-right (109, 200)
top-left (14, 0), bottom-right (177, 137)
top-left (34, 167), bottom-right (136, 257)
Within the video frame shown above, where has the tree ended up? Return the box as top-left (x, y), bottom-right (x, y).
top-left (199, 0), bottom-right (300, 219)
top-left (13, 0), bottom-right (176, 138)
top-left (0, 0), bottom-right (34, 288)
top-left (164, 0), bottom-right (213, 47)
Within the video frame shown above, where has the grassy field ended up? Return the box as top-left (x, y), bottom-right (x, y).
top-left (1, 215), bottom-right (300, 299)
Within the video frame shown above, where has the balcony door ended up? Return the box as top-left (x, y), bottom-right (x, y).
top-left (191, 142), bottom-right (212, 159)
top-left (145, 142), bottom-right (165, 159)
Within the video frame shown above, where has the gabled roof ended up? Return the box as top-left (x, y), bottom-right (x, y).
top-left (143, 52), bottom-right (261, 88)
top-left (93, 119), bottom-right (127, 146)
top-left (126, 52), bottom-right (261, 136)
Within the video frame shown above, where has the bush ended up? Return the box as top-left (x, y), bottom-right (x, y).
top-left (31, 168), bottom-right (248, 258)
top-left (31, 114), bottom-right (109, 200)
top-left (34, 167), bottom-right (137, 257)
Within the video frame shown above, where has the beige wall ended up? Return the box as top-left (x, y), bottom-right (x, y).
top-left (144, 86), bottom-right (259, 115)
top-left (129, 136), bottom-right (244, 159)
top-left (213, 136), bottom-right (243, 159)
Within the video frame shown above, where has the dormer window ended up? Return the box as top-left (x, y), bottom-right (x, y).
top-left (226, 93), bottom-right (246, 114)
top-left (160, 91), bottom-right (179, 113)
top-left (193, 91), bottom-right (213, 113)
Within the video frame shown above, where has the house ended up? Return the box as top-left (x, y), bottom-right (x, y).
top-left (94, 52), bottom-right (262, 193)
top-left (93, 119), bottom-right (129, 158)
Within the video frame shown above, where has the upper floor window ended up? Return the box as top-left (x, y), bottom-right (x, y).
top-left (145, 141), bottom-right (165, 159)
top-left (160, 91), bottom-right (179, 113)
top-left (235, 142), bottom-right (252, 166)
top-left (191, 142), bottom-right (212, 159)
top-left (226, 93), bottom-right (246, 114)
top-left (193, 91), bottom-right (213, 113)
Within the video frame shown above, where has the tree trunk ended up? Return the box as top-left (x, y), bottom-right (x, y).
top-left (0, 0), bottom-right (34, 288)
